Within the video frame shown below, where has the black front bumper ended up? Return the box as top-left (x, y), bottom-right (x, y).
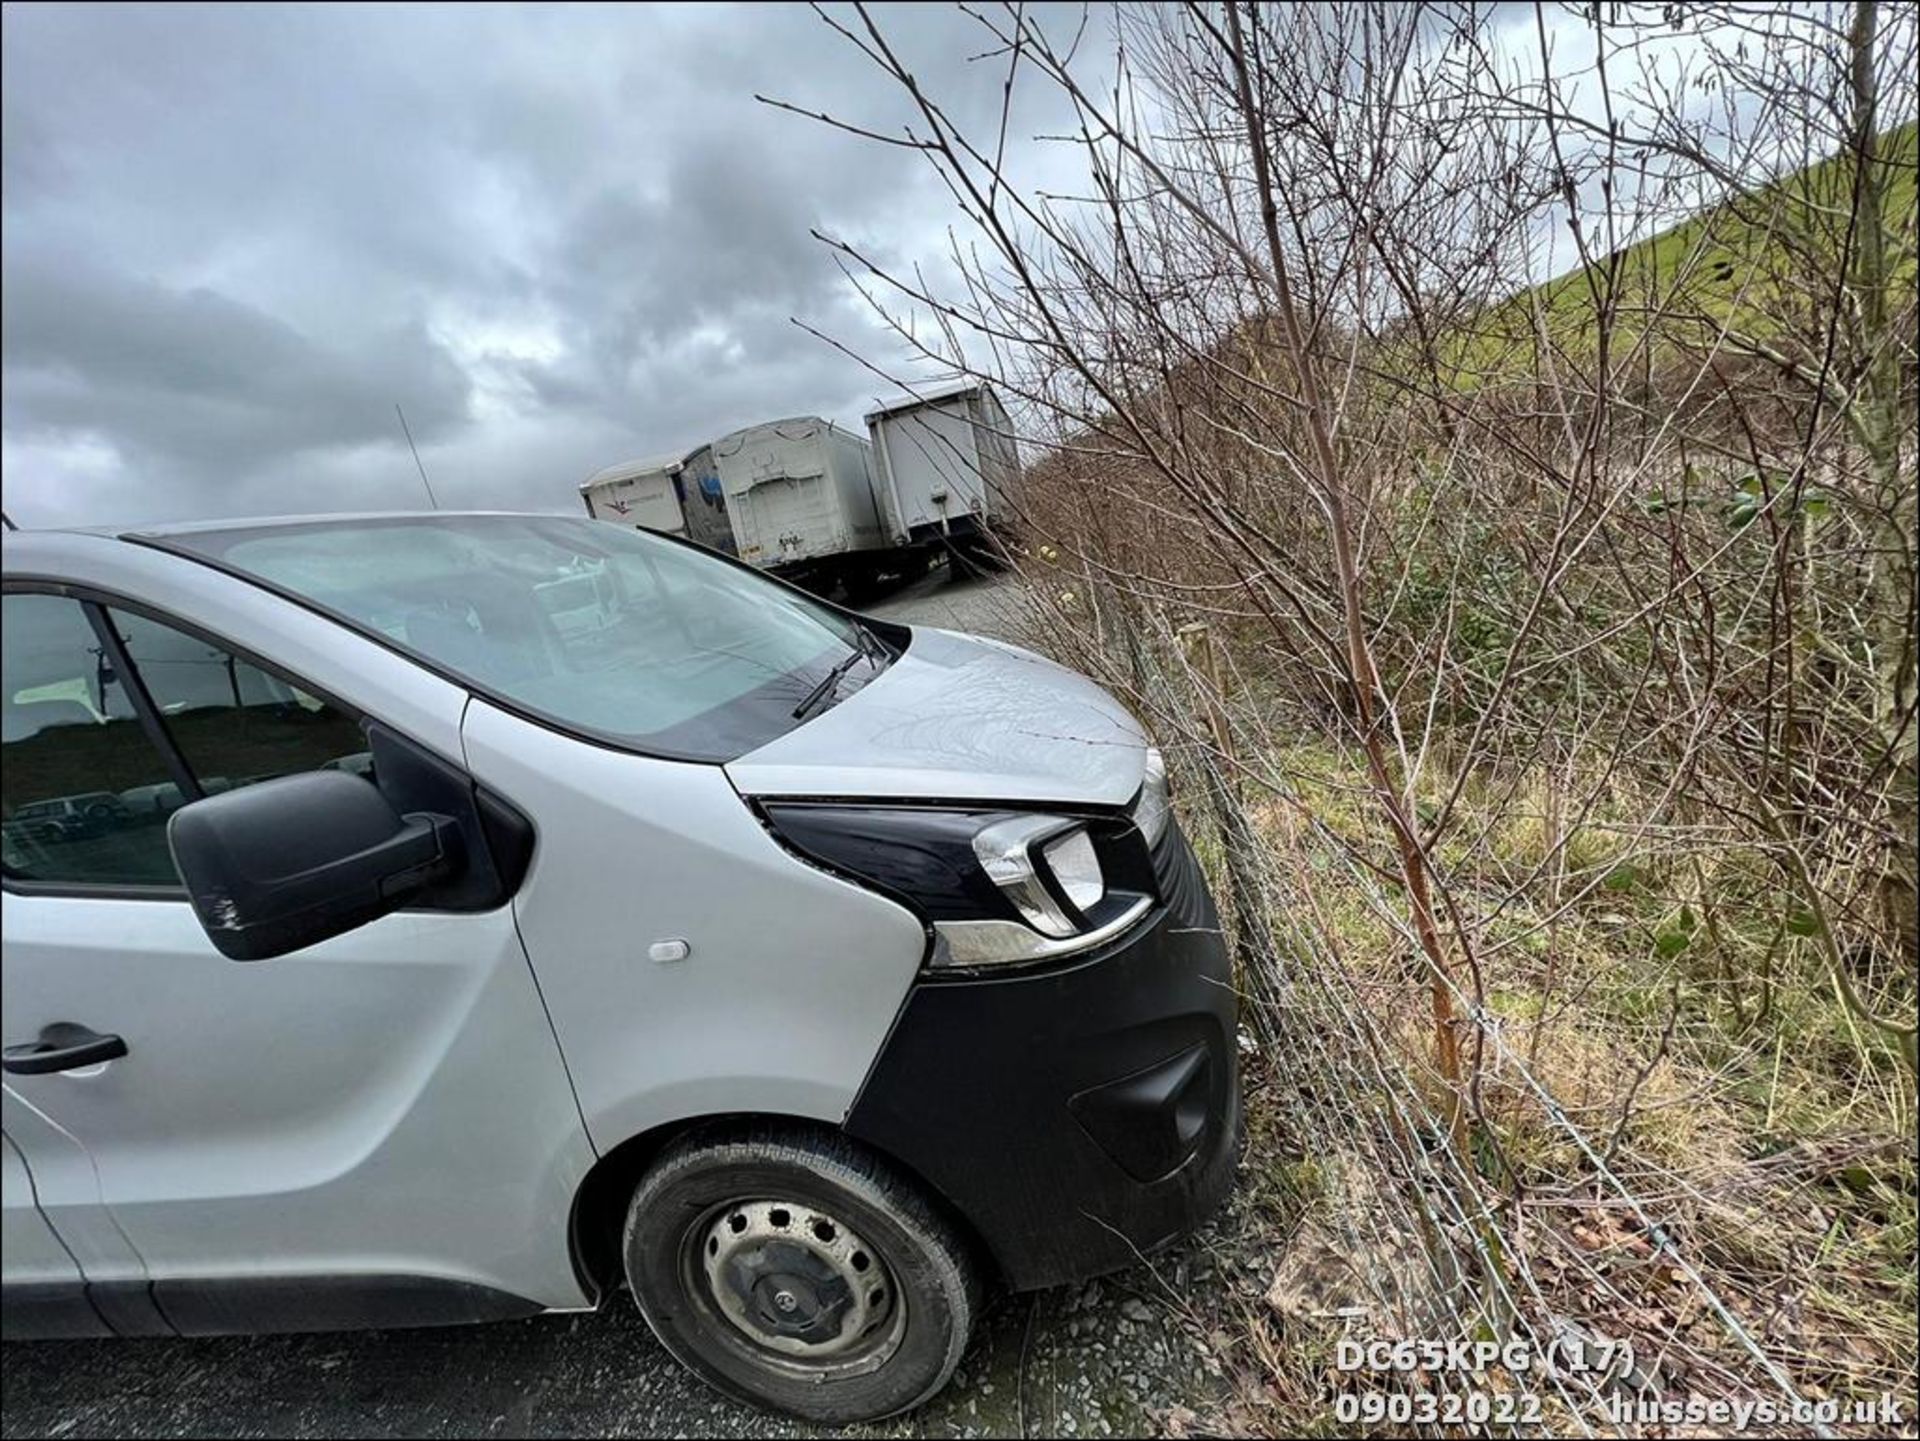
top-left (844, 822), bottom-right (1240, 1291)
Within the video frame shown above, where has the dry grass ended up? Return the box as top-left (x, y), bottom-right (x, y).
top-left (1015, 594), bottom-right (1917, 1432)
top-left (1201, 735), bottom-right (1920, 1433)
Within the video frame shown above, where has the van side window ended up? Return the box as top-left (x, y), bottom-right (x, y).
top-left (2, 594), bottom-right (179, 885)
top-left (2, 595), bottom-right (375, 889)
top-left (104, 609), bottom-right (370, 795)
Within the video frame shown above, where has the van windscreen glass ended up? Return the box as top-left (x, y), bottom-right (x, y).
top-left (153, 516), bottom-right (881, 761)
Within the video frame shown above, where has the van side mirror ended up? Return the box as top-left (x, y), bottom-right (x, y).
top-left (168, 771), bottom-right (460, 961)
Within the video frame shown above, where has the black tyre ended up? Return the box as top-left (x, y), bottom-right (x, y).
top-left (946, 532), bottom-right (1008, 580)
top-left (622, 1123), bottom-right (981, 1423)
top-left (839, 564), bottom-right (887, 607)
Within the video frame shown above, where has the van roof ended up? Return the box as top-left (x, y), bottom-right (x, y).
top-left (1, 510), bottom-right (578, 544)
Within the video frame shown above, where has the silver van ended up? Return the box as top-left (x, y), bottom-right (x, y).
top-left (0, 512), bottom-right (1238, 1422)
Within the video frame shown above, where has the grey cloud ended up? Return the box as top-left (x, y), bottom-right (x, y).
top-left (1, 2), bottom-right (1075, 528)
top-left (3, 252), bottom-right (470, 468)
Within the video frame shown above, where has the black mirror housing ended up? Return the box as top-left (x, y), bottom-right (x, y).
top-left (168, 771), bottom-right (460, 961)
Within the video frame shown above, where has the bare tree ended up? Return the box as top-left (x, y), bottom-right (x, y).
top-left (777, 0), bottom-right (1917, 1427)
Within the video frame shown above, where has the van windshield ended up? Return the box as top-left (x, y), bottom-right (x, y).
top-left (153, 515), bottom-right (886, 761)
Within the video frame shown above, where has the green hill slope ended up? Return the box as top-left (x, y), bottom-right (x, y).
top-left (1445, 121), bottom-right (1917, 386)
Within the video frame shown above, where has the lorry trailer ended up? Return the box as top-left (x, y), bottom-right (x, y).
top-left (710, 417), bottom-right (888, 593)
top-left (865, 381), bottom-right (1016, 572)
top-left (580, 447), bottom-right (736, 556)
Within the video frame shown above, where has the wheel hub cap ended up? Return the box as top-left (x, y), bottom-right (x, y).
top-left (699, 1200), bottom-right (896, 1360)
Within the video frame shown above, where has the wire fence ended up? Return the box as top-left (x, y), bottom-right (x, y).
top-left (971, 567), bottom-right (1912, 1439)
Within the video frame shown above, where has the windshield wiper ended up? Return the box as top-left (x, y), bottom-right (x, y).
top-left (791, 624), bottom-right (886, 720)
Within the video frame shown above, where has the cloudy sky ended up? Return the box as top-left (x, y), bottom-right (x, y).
top-left (3, 2), bottom-right (1782, 533)
top-left (3, 2), bottom-right (1092, 528)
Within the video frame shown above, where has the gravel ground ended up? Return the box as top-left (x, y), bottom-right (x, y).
top-left (0, 1241), bottom-right (1235, 1440)
top-left (1, 564), bottom-right (1241, 1440)
top-left (863, 562), bottom-right (1035, 637)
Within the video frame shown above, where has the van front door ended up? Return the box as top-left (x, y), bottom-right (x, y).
top-left (0, 589), bottom-right (595, 1333)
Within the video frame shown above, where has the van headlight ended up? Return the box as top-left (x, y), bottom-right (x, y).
top-left (972, 815), bottom-right (1104, 937)
top-left (762, 804), bottom-right (1154, 971)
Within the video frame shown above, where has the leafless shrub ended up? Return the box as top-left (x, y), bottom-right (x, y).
top-left (780, 1), bottom-right (1916, 1430)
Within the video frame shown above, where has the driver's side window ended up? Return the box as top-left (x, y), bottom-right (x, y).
top-left (1, 594), bottom-right (367, 889)
top-left (110, 608), bottom-right (367, 797)
top-left (2, 594), bottom-right (173, 885)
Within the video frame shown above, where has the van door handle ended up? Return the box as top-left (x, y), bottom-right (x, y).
top-left (2, 1023), bottom-right (129, 1075)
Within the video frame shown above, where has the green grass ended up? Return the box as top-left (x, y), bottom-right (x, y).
top-left (1440, 121), bottom-right (1918, 385)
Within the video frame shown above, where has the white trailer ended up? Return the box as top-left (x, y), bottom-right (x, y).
top-left (579, 448), bottom-right (736, 556)
top-left (711, 417), bottom-right (887, 591)
top-left (865, 381), bottom-right (1017, 569)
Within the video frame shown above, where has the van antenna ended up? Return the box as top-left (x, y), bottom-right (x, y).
top-left (395, 403), bottom-right (440, 510)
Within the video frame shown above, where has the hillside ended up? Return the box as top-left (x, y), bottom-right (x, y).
top-left (1446, 121), bottom-right (1918, 385)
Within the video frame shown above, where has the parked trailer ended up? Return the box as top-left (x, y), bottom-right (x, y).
top-left (580, 448), bottom-right (737, 556)
top-left (673, 444), bottom-right (733, 555)
top-left (865, 381), bottom-right (1017, 572)
top-left (711, 417), bottom-right (888, 593)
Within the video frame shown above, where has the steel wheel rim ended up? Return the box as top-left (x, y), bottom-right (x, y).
top-left (685, 1197), bottom-right (906, 1377)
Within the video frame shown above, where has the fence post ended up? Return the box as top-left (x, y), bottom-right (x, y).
top-left (1177, 621), bottom-right (1236, 781)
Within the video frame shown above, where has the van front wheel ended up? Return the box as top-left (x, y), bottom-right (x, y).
top-left (622, 1124), bottom-right (982, 1423)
